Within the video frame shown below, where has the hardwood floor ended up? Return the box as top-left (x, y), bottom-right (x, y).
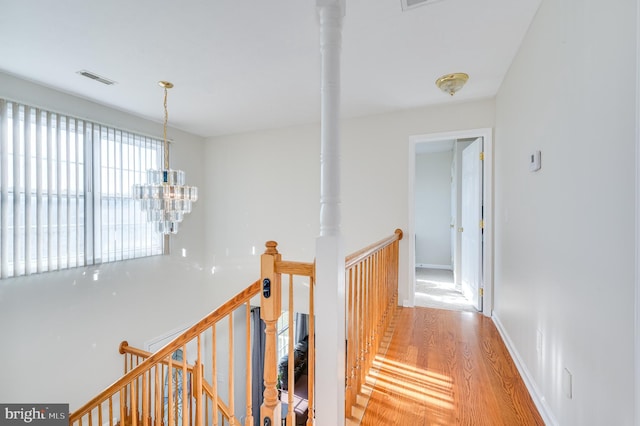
top-left (354, 307), bottom-right (544, 426)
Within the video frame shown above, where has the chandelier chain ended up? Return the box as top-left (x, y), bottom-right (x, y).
top-left (163, 86), bottom-right (170, 170)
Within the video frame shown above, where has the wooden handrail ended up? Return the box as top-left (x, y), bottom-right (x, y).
top-left (119, 341), bottom-right (197, 372)
top-left (202, 378), bottom-right (232, 420)
top-left (345, 228), bottom-right (403, 268)
top-left (275, 260), bottom-right (315, 277)
top-left (119, 340), bottom-right (146, 356)
top-left (69, 279), bottom-right (262, 422)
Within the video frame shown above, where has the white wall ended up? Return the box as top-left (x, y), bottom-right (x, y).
top-left (204, 99), bottom-right (495, 312)
top-left (415, 151), bottom-right (453, 268)
top-left (0, 72), bottom-right (210, 410)
top-left (494, 0), bottom-right (637, 424)
top-left (203, 124), bottom-right (320, 311)
top-left (0, 74), bottom-right (497, 411)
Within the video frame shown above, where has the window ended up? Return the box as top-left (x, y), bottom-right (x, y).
top-left (276, 311), bottom-right (294, 361)
top-left (0, 98), bottom-right (164, 279)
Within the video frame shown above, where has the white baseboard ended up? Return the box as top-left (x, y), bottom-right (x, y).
top-left (415, 263), bottom-right (452, 270)
top-left (492, 313), bottom-right (558, 426)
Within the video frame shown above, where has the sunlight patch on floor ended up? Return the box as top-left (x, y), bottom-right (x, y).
top-left (366, 356), bottom-right (455, 410)
top-left (416, 278), bottom-right (457, 289)
top-left (414, 268), bottom-right (476, 312)
top-left (416, 292), bottom-right (473, 306)
top-left (376, 356), bottom-right (452, 386)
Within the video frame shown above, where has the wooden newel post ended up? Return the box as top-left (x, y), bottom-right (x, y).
top-left (260, 241), bottom-right (282, 426)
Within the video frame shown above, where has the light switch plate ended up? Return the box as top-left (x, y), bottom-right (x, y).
top-left (529, 150), bottom-right (541, 172)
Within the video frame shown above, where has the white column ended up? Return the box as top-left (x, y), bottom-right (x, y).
top-left (317, 0), bottom-right (344, 239)
top-left (315, 1), bottom-right (346, 425)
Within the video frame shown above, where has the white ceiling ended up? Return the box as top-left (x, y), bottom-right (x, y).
top-left (0, 0), bottom-right (540, 138)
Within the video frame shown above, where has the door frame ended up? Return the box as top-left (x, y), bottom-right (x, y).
top-left (408, 128), bottom-right (494, 316)
top-left (634, 0), bottom-right (640, 419)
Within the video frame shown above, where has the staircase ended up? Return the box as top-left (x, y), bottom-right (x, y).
top-left (69, 230), bottom-right (403, 426)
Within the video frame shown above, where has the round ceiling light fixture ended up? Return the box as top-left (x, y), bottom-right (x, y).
top-left (435, 73), bottom-right (469, 96)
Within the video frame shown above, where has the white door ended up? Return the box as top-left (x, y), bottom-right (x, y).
top-left (460, 138), bottom-right (483, 311)
top-left (450, 160), bottom-right (456, 268)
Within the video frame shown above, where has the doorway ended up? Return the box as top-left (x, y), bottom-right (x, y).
top-left (408, 128), bottom-right (493, 316)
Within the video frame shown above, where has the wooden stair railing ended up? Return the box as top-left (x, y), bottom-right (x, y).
top-left (69, 279), bottom-right (262, 426)
top-left (118, 342), bottom-right (232, 425)
top-left (69, 240), bottom-right (317, 426)
top-left (344, 229), bottom-right (403, 417)
top-left (70, 230), bottom-right (403, 426)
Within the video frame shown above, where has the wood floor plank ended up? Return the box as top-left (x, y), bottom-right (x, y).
top-left (357, 307), bottom-right (544, 426)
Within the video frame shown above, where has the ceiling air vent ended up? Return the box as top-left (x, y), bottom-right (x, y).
top-left (401, 0), bottom-right (445, 11)
top-left (76, 70), bottom-right (116, 85)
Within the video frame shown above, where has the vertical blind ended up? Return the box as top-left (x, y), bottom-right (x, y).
top-left (0, 98), bottom-right (164, 279)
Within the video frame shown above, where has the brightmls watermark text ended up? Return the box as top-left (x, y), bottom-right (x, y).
top-left (0, 404), bottom-right (68, 426)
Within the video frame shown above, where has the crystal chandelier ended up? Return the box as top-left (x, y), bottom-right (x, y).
top-left (133, 81), bottom-right (198, 235)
